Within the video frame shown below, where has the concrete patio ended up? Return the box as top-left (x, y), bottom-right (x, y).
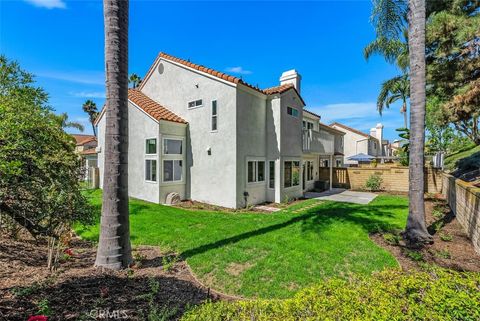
top-left (304, 188), bottom-right (378, 205)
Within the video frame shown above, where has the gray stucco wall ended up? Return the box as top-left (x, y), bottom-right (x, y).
top-left (141, 58), bottom-right (238, 208)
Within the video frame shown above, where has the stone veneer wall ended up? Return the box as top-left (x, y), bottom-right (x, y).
top-left (442, 173), bottom-right (480, 254)
top-left (318, 166), bottom-right (443, 193)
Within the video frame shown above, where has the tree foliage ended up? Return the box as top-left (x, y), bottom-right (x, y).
top-left (0, 56), bottom-right (93, 238)
top-left (426, 1), bottom-right (480, 144)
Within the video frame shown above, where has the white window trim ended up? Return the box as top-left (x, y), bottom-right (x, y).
top-left (162, 136), bottom-right (184, 156)
top-left (161, 159), bottom-right (184, 184)
top-left (268, 160), bottom-right (276, 190)
top-left (283, 160), bottom-right (301, 189)
top-left (287, 106), bottom-right (299, 118)
top-left (246, 158), bottom-right (266, 185)
top-left (211, 99), bottom-right (218, 132)
top-left (145, 159), bottom-right (158, 184)
top-left (145, 137), bottom-right (157, 155)
top-left (187, 99), bottom-right (203, 110)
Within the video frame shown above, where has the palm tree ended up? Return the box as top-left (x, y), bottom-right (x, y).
top-left (82, 99), bottom-right (99, 136)
top-left (377, 74), bottom-right (410, 128)
top-left (95, 0), bottom-right (132, 270)
top-left (56, 112), bottom-right (84, 132)
top-left (404, 0), bottom-right (432, 246)
top-left (129, 73), bottom-right (141, 88)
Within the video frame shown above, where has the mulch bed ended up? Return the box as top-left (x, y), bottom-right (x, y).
top-left (0, 236), bottom-right (222, 321)
top-left (371, 196), bottom-right (480, 272)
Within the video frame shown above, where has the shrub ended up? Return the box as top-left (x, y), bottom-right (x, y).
top-left (405, 249), bottom-right (424, 262)
top-left (383, 233), bottom-right (401, 245)
top-left (439, 233), bottom-right (453, 242)
top-left (365, 173), bottom-right (383, 191)
top-left (182, 269), bottom-right (480, 321)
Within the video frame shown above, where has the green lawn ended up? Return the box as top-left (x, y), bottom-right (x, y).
top-left (76, 190), bottom-right (408, 299)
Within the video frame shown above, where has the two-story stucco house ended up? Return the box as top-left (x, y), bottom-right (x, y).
top-left (329, 122), bottom-right (391, 166)
top-left (95, 53), bottom-right (343, 208)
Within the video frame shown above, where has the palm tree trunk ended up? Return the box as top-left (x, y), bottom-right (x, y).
top-left (402, 102), bottom-right (408, 129)
top-left (91, 122), bottom-right (97, 137)
top-left (95, 0), bottom-right (132, 269)
top-left (404, 0), bottom-right (432, 246)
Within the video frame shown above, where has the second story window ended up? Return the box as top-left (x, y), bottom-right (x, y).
top-left (164, 138), bottom-right (183, 155)
top-left (146, 138), bottom-right (157, 154)
top-left (188, 99), bottom-right (203, 109)
top-left (211, 100), bottom-right (218, 131)
top-left (287, 107), bottom-right (299, 118)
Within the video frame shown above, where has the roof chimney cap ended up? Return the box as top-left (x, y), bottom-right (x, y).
top-left (279, 69), bottom-right (302, 92)
top-left (376, 123), bottom-right (384, 128)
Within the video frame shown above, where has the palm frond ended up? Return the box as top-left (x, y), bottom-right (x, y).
top-left (371, 0), bottom-right (408, 40)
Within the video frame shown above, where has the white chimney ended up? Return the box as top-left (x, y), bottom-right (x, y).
top-left (280, 70), bottom-right (302, 93)
top-left (370, 127), bottom-right (376, 138)
top-left (376, 123), bottom-right (384, 143)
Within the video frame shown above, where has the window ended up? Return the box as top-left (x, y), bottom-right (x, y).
top-left (336, 159), bottom-right (342, 167)
top-left (284, 161), bottom-right (300, 187)
top-left (322, 159), bottom-right (329, 168)
top-left (269, 161), bottom-right (275, 189)
top-left (247, 161), bottom-right (265, 183)
top-left (211, 100), bottom-right (218, 131)
top-left (188, 99), bottom-right (203, 109)
top-left (146, 138), bottom-right (157, 154)
top-left (163, 160), bottom-right (182, 182)
top-left (302, 121), bottom-right (313, 129)
top-left (373, 141), bottom-right (377, 149)
top-left (145, 160), bottom-right (157, 182)
top-left (164, 139), bottom-right (182, 155)
top-left (287, 107), bottom-right (299, 117)
top-left (306, 161), bottom-right (314, 181)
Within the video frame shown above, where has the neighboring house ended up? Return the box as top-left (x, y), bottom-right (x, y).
top-left (72, 134), bottom-right (98, 179)
top-left (329, 122), bottom-right (392, 166)
top-left (95, 52), bottom-right (343, 208)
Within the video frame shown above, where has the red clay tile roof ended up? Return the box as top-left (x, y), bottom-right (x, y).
top-left (319, 122), bottom-right (345, 135)
top-left (128, 89), bottom-right (187, 124)
top-left (139, 52), bottom-right (306, 105)
top-left (72, 134), bottom-right (96, 146)
top-left (330, 122), bottom-right (375, 139)
top-left (81, 148), bottom-right (98, 155)
top-left (263, 83), bottom-right (306, 105)
top-left (94, 90), bottom-right (187, 125)
top-left (140, 52), bottom-right (264, 94)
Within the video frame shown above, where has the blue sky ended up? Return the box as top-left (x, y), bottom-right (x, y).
top-left (1, 0), bottom-right (405, 140)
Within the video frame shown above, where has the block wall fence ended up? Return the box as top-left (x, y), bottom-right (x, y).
top-left (317, 166), bottom-right (479, 254)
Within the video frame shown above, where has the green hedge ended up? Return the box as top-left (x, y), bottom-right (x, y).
top-left (183, 268), bottom-right (480, 321)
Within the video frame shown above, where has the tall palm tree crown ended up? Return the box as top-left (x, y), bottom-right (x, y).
top-left (377, 74), bottom-right (410, 128)
top-left (82, 99), bottom-right (99, 136)
top-left (129, 73), bottom-right (141, 88)
top-left (56, 112), bottom-right (84, 132)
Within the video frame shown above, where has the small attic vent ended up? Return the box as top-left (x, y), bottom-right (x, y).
top-left (158, 63), bottom-right (164, 75)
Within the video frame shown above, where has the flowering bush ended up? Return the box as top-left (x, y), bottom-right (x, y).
top-left (27, 316), bottom-right (48, 321)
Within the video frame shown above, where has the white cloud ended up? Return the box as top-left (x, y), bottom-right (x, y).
top-left (70, 91), bottom-right (106, 98)
top-left (225, 66), bottom-right (252, 75)
top-left (37, 70), bottom-right (104, 85)
top-left (309, 102), bottom-right (377, 124)
top-left (24, 0), bottom-right (66, 9)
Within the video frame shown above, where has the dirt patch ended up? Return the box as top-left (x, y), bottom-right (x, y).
top-left (0, 235), bottom-right (223, 320)
top-left (371, 197), bottom-right (480, 272)
top-left (225, 262), bottom-right (254, 277)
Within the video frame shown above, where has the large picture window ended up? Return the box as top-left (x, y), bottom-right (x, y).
top-left (284, 161), bottom-right (300, 187)
top-left (163, 160), bottom-right (182, 182)
top-left (164, 139), bottom-right (183, 155)
top-left (247, 160), bottom-right (265, 183)
top-left (145, 159), bottom-right (157, 182)
top-left (146, 138), bottom-right (157, 154)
